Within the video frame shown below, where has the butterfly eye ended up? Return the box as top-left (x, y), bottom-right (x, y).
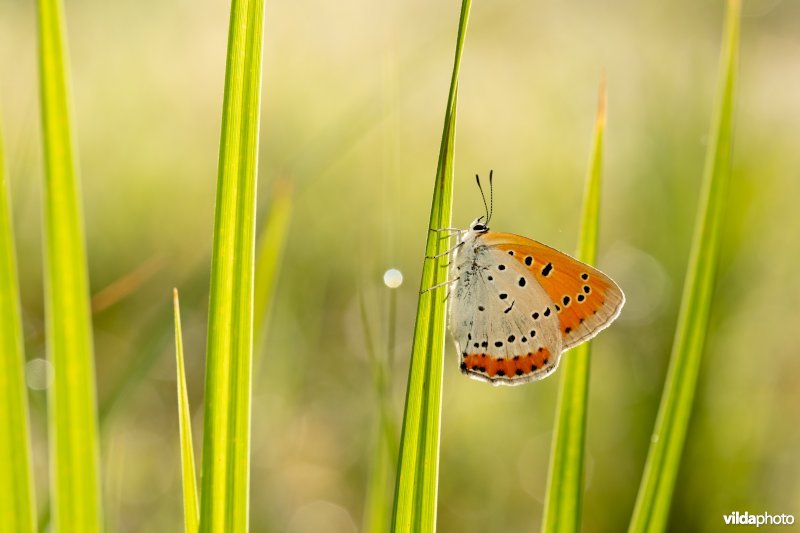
top-left (472, 224), bottom-right (486, 231)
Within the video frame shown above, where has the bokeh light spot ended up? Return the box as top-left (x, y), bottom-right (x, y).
top-left (26, 358), bottom-right (54, 390)
top-left (383, 268), bottom-right (403, 288)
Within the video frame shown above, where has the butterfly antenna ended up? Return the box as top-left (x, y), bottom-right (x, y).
top-left (487, 169), bottom-right (494, 223)
top-left (476, 173), bottom-right (489, 223)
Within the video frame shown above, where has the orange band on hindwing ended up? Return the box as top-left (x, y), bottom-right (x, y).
top-left (462, 348), bottom-right (551, 379)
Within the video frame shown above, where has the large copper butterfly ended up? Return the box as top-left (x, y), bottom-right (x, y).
top-left (439, 172), bottom-right (624, 386)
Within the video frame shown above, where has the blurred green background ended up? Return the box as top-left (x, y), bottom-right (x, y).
top-left (2, 0), bottom-right (799, 531)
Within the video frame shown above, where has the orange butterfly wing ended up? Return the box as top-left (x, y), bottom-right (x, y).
top-left (482, 231), bottom-right (624, 350)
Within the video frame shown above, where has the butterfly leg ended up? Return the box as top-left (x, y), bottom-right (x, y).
top-left (430, 228), bottom-right (465, 241)
top-left (419, 276), bottom-right (459, 295)
top-left (425, 241), bottom-right (464, 260)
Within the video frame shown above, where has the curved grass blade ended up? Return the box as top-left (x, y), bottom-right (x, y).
top-left (37, 0), bottom-right (102, 529)
top-left (174, 289), bottom-right (199, 533)
top-left (0, 124), bottom-right (37, 533)
top-left (199, 0), bottom-right (265, 530)
top-left (541, 76), bottom-right (607, 533)
top-left (391, 1), bottom-right (470, 531)
top-left (629, 2), bottom-right (741, 531)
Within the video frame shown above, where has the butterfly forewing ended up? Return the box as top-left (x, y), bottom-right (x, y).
top-left (484, 232), bottom-right (625, 350)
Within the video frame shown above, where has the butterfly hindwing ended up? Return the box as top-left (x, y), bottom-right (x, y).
top-left (448, 234), bottom-right (564, 385)
top-left (483, 232), bottom-right (625, 350)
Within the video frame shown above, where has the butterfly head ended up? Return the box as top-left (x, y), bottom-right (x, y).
top-left (468, 216), bottom-right (489, 235)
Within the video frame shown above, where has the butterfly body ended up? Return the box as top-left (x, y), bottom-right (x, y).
top-left (447, 217), bottom-right (624, 386)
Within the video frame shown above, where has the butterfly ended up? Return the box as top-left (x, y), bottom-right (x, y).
top-left (437, 171), bottom-right (625, 386)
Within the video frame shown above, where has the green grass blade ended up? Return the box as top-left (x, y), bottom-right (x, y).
top-left (0, 123), bottom-right (37, 533)
top-left (174, 289), bottom-right (199, 533)
top-left (391, 1), bottom-right (470, 531)
top-left (629, 2), bottom-right (741, 531)
top-left (199, 0), bottom-right (265, 530)
top-left (253, 182), bottom-right (292, 367)
top-left (360, 290), bottom-right (396, 533)
top-left (359, 291), bottom-right (399, 464)
top-left (365, 432), bottom-right (393, 533)
top-left (541, 77), bottom-right (607, 533)
top-left (38, 0), bottom-right (102, 529)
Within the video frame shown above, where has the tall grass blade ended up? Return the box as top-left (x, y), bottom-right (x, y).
top-left (0, 124), bottom-right (37, 533)
top-left (253, 182), bottom-right (292, 368)
top-left (174, 289), bottom-right (199, 533)
top-left (199, 0), bottom-right (265, 530)
top-left (629, 2), bottom-right (741, 531)
top-left (37, 0), bottom-right (102, 529)
top-left (541, 77), bottom-right (607, 533)
top-left (391, 1), bottom-right (470, 531)
top-left (366, 433), bottom-right (393, 533)
top-left (360, 291), bottom-right (395, 533)
top-left (360, 291), bottom-right (399, 463)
